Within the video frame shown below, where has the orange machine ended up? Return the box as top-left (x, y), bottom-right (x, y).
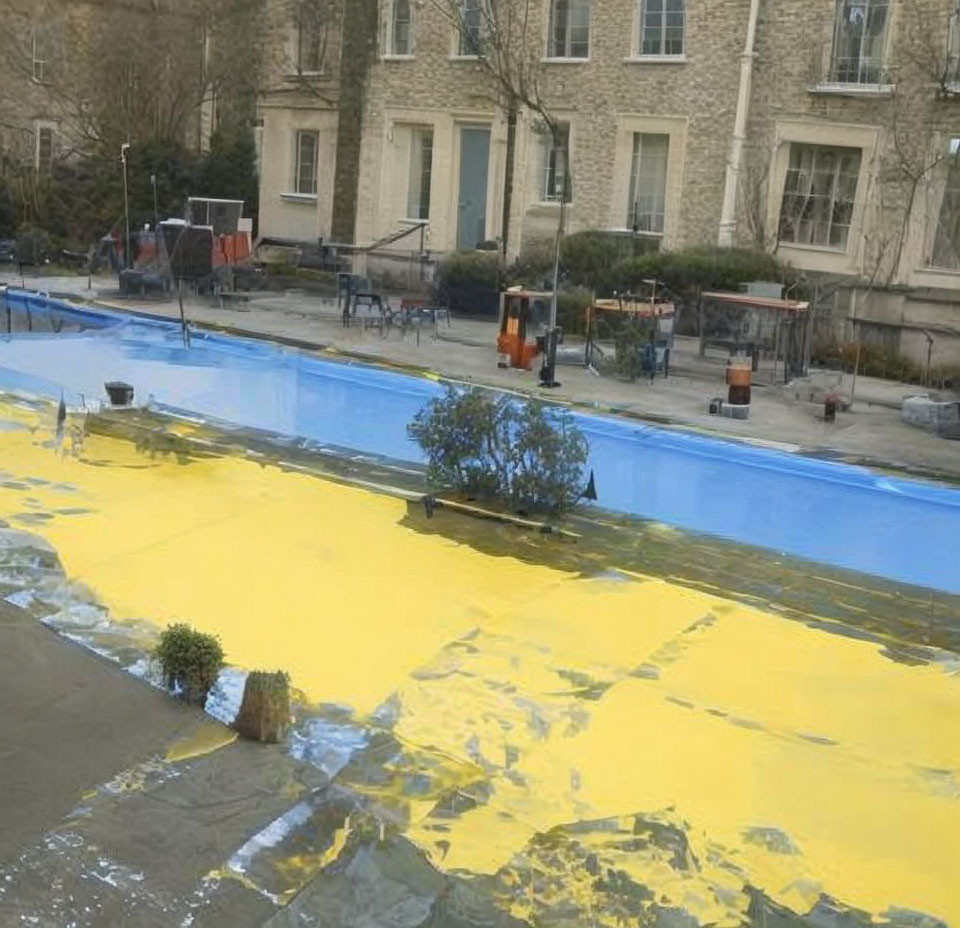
top-left (497, 290), bottom-right (552, 370)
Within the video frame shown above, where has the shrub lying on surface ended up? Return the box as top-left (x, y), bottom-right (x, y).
top-left (156, 623), bottom-right (224, 707)
top-left (408, 386), bottom-right (589, 514)
top-left (234, 671), bottom-right (291, 744)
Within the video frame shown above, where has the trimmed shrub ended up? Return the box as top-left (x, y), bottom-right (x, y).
top-left (234, 671), bottom-right (291, 744)
top-left (557, 287), bottom-right (594, 336)
top-left (560, 230), bottom-right (640, 294)
top-left (408, 386), bottom-right (589, 514)
top-left (615, 246), bottom-right (791, 297)
top-left (156, 623), bottom-right (225, 707)
top-left (437, 251), bottom-right (502, 315)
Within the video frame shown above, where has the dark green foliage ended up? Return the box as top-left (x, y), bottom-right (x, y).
top-left (196, 127), bottom-right (260, 232)
top-left (437, 252), bottom-right (502, 314)
top-left (408, 386), bottom-right (589, 514)
top-left (615, 247), bottom-right (791, 297)
top-left (15, 224), bottom-right (51, 265)
top-left (3, 132), bottom-right (259, 253)
top-left (0, 175), bottom-right (16, 238)
top-left (156, 622), bottom-right (225, 707)
top-left (556, 287), bottom-right (593, 336)
top-left (614, 316), bottom-right (657, 381)
top-left (560, 231), bottom-right (640, 294)
top-left (234, 671), bottom-right (291, 744)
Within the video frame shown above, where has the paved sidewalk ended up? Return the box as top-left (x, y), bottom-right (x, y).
top-left (4, 270), bottom-right (959, 479)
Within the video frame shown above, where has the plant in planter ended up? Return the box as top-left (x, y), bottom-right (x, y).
top-left (155, 623), bottom-right (224, 707)
top-left (408, 386), bottom-right (589, 515)
top-left (233, 671), bottom-right (291, 744)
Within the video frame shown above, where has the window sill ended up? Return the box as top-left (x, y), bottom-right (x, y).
top-left (609, 227), bottom-right (664, 238)
top-left (810, 81), bottom-right (895, 98)
top-left (778, 241), bottom-right (848, 255)
top-left (450, 54), bottom-right (481, 62)
top-left (623, 55), bottom-right (686, 64)
top-left (280, 193), bottom-right (318, 204)
top-left (382, 54), bottom-right (415, 62)
top-left (541, 56), bottom-right (590, 65)
top-left (534, 200), bottom-right (573, 209)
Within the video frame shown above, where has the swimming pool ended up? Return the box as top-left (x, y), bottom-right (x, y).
top-left (2, 287), bottom-right (959, 593)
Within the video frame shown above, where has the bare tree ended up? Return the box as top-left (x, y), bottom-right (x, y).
top-left (429, 0), bottom-right (569, 378)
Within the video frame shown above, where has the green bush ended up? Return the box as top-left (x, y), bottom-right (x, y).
top-left (503, 246), bottom-right (554, 290)
top-left (561, 231), bottom-right (639, 294)
top-left (437, 251), bottom-right (502, 314)
top-left (234, 671), bottom-right (291, 744)
top-left (615, 246), bottom-right (790, 297)
top-left (557, 286), bottom-right (594, 336)
top-left (408, 386), bottom-right (589, 514)
top-left (156, 622), bottom-right (225, 707)
top-left (16, 223), bottom-right (52, 265)
top-left (614, 316), bottom-right (658, 381)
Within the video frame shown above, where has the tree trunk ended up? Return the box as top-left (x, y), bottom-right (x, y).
top-left (501, 105), bottom-right (517, 258)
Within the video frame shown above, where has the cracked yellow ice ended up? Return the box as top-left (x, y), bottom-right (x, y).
top-left (1, 401), bottom-right (958, 925)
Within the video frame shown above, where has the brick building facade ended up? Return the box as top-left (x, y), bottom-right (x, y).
top-left (259, 0), bottom-right (960, 367)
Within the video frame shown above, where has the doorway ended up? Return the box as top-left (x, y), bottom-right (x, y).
top-left (457, 126), bottom-right (491, 251)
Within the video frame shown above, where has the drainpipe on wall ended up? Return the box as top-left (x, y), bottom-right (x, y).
top-left (718, 0), bottom-right (762, 247)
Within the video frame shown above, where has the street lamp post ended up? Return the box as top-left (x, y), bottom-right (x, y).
top-left (120, 143), bottom-right (131, 270)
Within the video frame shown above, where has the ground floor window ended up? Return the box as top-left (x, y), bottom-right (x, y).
top-left (931, 138), bottom-right (960, 269)
top-left (295, 130), bottom-right (319, 195)
top-left (779, 143), bottom-right (862, 250)
top-left (538, 122), bottom-right (571, 203)
top-left (406, 127), bottom-right (433, 220)
top-left (628, 132), bottom-right (669, 234)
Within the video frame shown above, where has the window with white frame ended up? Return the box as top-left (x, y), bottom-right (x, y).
top-left (778, 144), bottom-right (862, 249)
top-left (295, 129), bottom-right (319, 195)
top-left (639, 0), bottom-right (685, 57)
top-left (946, 3), bottom-right (960, 86)
top-left (296, 1), bottom-right (325, 73)
top-left (829, 0), bottom-right (889, 85)
top-left (931, 138), bottom-right (960, 269)
top-left (628, 133), bottom-right (669, 233)
top-left (390, 0), bottom-right (412, 55)
top-left (31, 27), bottom-right (47, 83)
top-left (458, 0), bottom-right (484, 55)
top-left (35, 123), bottom-right (54, 173)
top-left (406, 127), bottom-right (433, 220)
top-left (548, 0), bottom-right (590, 59)
top-left (538, 122), bottom-right (572, 203)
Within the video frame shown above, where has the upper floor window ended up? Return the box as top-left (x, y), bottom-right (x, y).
top-left (296, 2), bottom-right (325, 73)
top-left (639, 0), bottom-right (685, 57)
top-left (779, 143), bottom-right (862, 250)
top-left (295, 129), bottom-right (319, 195)
top-left (406, 127), bottom-right (433, 220)
top-left (628, 133), bottom-right (669, 234)
top-left (548, 0), bottom-right (590, 59)
top-left (829, 0), bottom-right (889, 85)
top-left (538, 122), bottom-right (572, 203)
top-left (458, 0), bottom-right (484, 56)
top-left (946, 3), bottom-right (960, 87)
top-left (31, 27), bottom-right (47, 83)
top-left (390, 0), bottom-right (412, 55)
top-left (931, 138), bottom-right (960, 269)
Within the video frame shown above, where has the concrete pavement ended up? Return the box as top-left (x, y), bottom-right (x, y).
top-left (4, 269), bottom-right (959, 480)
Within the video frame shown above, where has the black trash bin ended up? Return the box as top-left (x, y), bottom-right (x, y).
top-left (104, 381), bottom-right (134, 406)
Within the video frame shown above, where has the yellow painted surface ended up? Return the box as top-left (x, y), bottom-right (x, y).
top-left (164, 720), bottom-right (239, 763)
top-left (1, 402), bottom-right (959, 925)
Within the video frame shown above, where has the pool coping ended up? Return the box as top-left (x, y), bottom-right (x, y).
top-left (19, 286), bottom-right (960, 491)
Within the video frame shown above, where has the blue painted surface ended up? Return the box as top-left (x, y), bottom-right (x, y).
top-left (2, 289), bottom-right (959, 593)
